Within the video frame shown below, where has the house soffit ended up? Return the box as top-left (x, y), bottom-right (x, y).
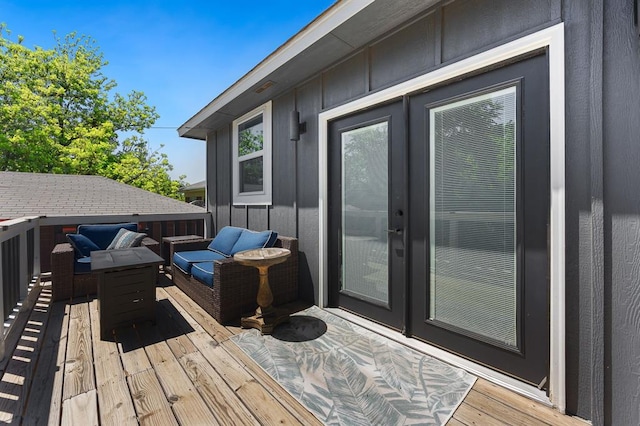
top-left (179, 0), bottom-right (439, 140)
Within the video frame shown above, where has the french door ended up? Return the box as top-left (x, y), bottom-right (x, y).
top-left (328, 101), bottom-right (406, 330)
top-left (328, 52), bottom-right (550, 387)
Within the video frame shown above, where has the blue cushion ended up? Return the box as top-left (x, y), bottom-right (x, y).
top-left (207, 226), bottom-right (244, 256)
top-left (191, 262), bottom-right (215, 288)
top-left (173, 250), bottom-right (225, 274)
top-left (230, 229), bottom-right (278, 255)
top-left (78, 223), bottom-right (137, 249)
top-left (106, 228), bottom-right (147, 250)
top-left (74, 257), bottom-right (93, 274)
top-left (66, 233), bottom-right (101, 258)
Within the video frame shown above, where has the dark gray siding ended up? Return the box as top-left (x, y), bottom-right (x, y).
top-left (202, 0), bottom-right (640, 422)
top-left (603, 1), bottom-right (640, 425)
top-left (563, 1), bottom-right (598, 421)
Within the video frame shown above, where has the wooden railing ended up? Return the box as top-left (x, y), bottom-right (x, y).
top-left (0, 216), bottom-right (41, 360)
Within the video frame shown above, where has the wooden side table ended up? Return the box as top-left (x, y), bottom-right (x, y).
top-left (234, 247), bottom-right (291, 334)
top-left (91, 247), bottom-right (164, 339)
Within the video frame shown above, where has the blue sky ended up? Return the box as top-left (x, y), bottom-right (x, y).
top-left (1, 0), bottom-right (335, 184)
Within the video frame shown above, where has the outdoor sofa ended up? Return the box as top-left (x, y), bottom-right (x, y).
top-left (171, 226), bottom-right (298, 324)
top-left (51, 222), bottom-right (160, 301)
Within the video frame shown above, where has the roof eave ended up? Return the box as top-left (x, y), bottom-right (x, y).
top-left (178, 0), bottom-right (375, 140)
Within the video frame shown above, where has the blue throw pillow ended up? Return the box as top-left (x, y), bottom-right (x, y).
top-left (207, 226), bottom-right (244, 257)
top-left (106, 228), bottom-right (147, 250)
top-left (230, 229), bottom-right (278, 255)
top-left (66, 234), bottom-right (101, 258)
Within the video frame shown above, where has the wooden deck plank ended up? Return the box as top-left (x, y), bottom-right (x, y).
top-left (160, 284), bottom-right (233, 341)
top-left (153, 299), bottom-right (198, 359)
top-left (117, 326), bottom-right (152, 377)
top-left (62, 303), bottom-right (95, 401)
top-left (153, 359), bottom-right (218, 425)
top-left (463, 389), bottom-right (548, 426)
top-left (127, 369), bottom-right (178, 426)
top-left (22, 299), bottom-right (69, 426)
top-left (61, 389), bottom-right (99, 426)
top-left (89, 299), bottom-right (127, 385)
top-left (88, 300), bottom-right (137, 425)
top-left (446, 417), bottom-right (466, 426)
top-left (134, 321), bottom-right (176, 366)
top-left (452, 402), bottom-right (510, 426)
top-left (179, 351), bottom-right (260, 426)
top-left (155, 288), bottom-right (255, 391)
top-left (0, 288), bottom-right (50, 424)
top-left (473, 379), bottom-right (586, 426)
top-left (96, 378), bottom-right (138, 426)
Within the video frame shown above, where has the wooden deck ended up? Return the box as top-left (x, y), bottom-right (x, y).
top-left (0, 275), bottom-right (586, 425)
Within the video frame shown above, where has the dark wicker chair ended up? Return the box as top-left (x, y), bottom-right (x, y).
top-left (51, 237), bottom-right (160, 302)
top-left (171, 236), bottom-right (298, 324)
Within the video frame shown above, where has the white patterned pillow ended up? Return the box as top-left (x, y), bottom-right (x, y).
top-left (106, 228), bottom-right (147, 250)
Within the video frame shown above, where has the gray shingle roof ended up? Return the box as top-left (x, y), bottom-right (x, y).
top-left (179, 180), bottom-right (205, 191)
top-left (0, 171), bottom-right (205, 220)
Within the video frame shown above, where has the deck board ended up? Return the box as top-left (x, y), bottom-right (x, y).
top-left (9, 278), bottom-right (586, 426)
top-left (62, 303), bottom-right (95, 401)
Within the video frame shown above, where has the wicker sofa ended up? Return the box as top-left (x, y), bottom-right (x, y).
top-left (170, 228), bottom-right (298, 324)
top-left (51, 223), bottom-right (160, 301)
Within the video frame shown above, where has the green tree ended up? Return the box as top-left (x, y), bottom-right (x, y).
top-left (0, 25), bottom-right (185, 199)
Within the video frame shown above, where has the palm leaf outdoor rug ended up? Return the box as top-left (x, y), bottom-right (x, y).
top-left (230, 306), bottom-right (476, 425)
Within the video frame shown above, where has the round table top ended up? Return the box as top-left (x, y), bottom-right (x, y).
top-left (234, 247), bottom-right (291, 267)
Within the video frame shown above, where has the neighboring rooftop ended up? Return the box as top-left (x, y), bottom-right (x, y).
top-left (0, 171), bottom-right (206, 220)
top-left (179, 180), bottom-right (205, 192)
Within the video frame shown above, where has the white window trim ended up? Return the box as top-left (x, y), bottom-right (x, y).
top-left (232, 101), bottom-right (273, 205)
top-left (318, 23), bottom-right (565, 410)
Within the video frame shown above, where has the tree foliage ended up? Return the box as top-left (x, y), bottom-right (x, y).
top-left (0, 25), bottom-right (185, 199)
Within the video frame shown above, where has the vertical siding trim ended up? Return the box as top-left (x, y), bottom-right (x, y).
top-left (318, 23), bottom-right (565, 408)
top-left (589, 1), bottom-right (605, 424)
top-left (434, 5), bottom-right (443, 65)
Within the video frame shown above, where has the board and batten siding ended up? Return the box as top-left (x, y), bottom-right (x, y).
top-left (202, 0), bottom-right (640, 423)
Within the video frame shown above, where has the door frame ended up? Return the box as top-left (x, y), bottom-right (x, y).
top-left (318, 23), bottom-right (565, 409)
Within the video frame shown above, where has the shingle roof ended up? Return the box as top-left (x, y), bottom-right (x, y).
top-left (0, 171), bottom-right (205, 220)
top-left (179, 180), bottom-right (205, 191)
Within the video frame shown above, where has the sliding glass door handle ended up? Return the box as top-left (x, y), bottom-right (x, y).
top-left (386, 228), bottom-right (403, 235)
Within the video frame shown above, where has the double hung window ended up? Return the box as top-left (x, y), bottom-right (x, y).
top-left (232, 101), bottom-right (272, 204)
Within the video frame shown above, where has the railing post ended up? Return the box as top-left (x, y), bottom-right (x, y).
top-left (19, 231), bottom-right (28, 300)
top-left (33, 219), bottom-right (41, 280)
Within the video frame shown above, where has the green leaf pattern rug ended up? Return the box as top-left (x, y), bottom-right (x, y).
top-left (231, 306), bottom-right (476, 425)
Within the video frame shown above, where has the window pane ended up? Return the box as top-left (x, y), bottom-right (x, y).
top-left (238, 115), bottom-right (263, 156)
top-left (240, 156), bottom-right (263, 193)
top-left (429, 86), bottom-right (517, 347)
top-left (341, 122), bottom-right (389, 305)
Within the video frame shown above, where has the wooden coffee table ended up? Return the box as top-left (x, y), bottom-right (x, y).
top-left (92, 246), bottom-right (164, 339)
top-left (234, 247), bottom-right (291, 334)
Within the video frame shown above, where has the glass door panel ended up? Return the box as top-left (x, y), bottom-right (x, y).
top-left (341, 122), bottom-right (389, 306)
top-left (429, 87), bottom-right (518, 347)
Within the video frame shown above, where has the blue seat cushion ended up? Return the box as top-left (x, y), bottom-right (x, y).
top-left (191, 262), bottom-right (215, 288)
top-left (173, 250), bottom-right (225, 274)
top-left (207, 226), bottom-right (244, 256)
top-left (74, 257), bottom-right (93, 274)
top-left (230, 229), bottom-right (278, 255)
top-left (66, 233), bottom-right (101, 258)
top-left (78, 223), bottom-right (138, 249)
